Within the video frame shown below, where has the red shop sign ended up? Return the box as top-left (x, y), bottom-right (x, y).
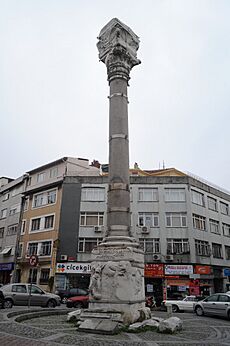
top-left (144, 264), bottom-right (164, 278)
top-left (194, 265), bottom-right (211, 275)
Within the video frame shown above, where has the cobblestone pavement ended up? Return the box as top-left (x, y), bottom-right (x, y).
top-left (0, 307), bottom-right (230, 346)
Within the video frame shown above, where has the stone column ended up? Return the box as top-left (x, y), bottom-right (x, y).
top-left (98, 18), bottom-right (140, 246)
top-left (79, 19), bottom-right (148, 333)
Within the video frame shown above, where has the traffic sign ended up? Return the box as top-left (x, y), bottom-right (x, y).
top-left (29, 255), bottom-right (38, 267)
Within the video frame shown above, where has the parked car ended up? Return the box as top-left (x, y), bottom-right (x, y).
top-left (66, 294), bottom-right (89, 308)
top-left (162, 295), bottom-right (204, 312)
top-left (194, 293), bottom-right (230, 319)
top-left (55, 287), bottom-right (88, 303)
top-left (0, 283), bottom-right (61, 308)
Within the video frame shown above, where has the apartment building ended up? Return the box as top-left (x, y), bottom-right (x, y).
top-left (0, 176), bottom-right (25, 284)
top-left (16, 157), bottom-right (100, 291)
top-left (55, 168), bottom-right (230, 304)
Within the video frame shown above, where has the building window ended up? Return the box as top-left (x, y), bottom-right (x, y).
top-left (47, 190), bottom-right (56, 204)
top-left (40, 269), bottom-right (50, 284)
top-left (78, 238), bottom-right (102, 252)
top-left (195, 240), bottom-right (211, 257)
top-left (167, 239), bottom-right (190, 254)
top-left (3, 193), bottom-right (10, 201)
top-left (164, 188), bottom-right (186, 202)
top-left (139, 238), bottom-right (160, 253)
top-left (209, 219), bottom-right (220, 234)
top-left (0, 228), bottom-right (4, 238)
top-left (23, 197), bottom-right (29, 211)
top-left (220, 201), bottom-right (229, 215)
top-left (17, 243), bottom-right (23, 258)
top-left (31, 218), bottom-right (40, 231)
top-left (50, 167), bottom-right (58, 178)
top-left (40, 241), bottom-right (52, 256)
top-left (37, 172), bottom-right (46, 183)
top-left (33, 189), bottom-right (57, 208)
top-left (27, 177), bottom-right (31, 187)
top-left (7, 224), bottom-right (17, 236)
top-left (212, 243), bottom-right (223, 258)
top-left (223, 223), bottom-right (230, 237)
top-left (81, 187), bottom-right (105, 201)
top-left (225, 246), bottom-right (230, 260)
top-left (80, 212), bottom-right (104, 226)
top-left (138, 213), bottom-right (159, 227)
top-left (28, 269), bottom-right (38, 284)
top-left (192, 214), bottom-right (206, 231)
top-left (21, 220), bottom-right (26, 235)
top-left (27, 243), bottom-right (38, 256)
top-left (30, 214), bottom-right (55, 232)
top-left (0, 208), bottom-right (7, 219)
top-left (9, 204), bottom-right (20, 216)
top-left (138, 188), bottom-right (158, 202)
top-left (191, 190), bottom-right (205, 206)
top-left (27, 241), bottom-right (52, 257)
top-left (165, 213), bottom-right (187, 227)
top-left (207, 197), bottom-right (218, 211)
top-left (44, 215), bottom-right (54, 229)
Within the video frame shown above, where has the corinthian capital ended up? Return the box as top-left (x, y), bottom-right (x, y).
top-left (97, 18), bottom-right (141, 82)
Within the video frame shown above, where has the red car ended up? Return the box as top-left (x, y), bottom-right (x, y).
top-left (66, 295), bottom-right (89, 309)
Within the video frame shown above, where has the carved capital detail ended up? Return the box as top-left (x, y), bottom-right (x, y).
top-left (97, 18), bottom-right (141, 82)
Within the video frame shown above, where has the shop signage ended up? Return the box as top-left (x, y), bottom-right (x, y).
top-left (190, 286), bottom-right (200, 296)
top-left (165, 265), bottom-right (193, 276)
top-left (194, 265), bottom-right (211, 275)
top-left (223, 268), bottom-right (230, 277)
top-left (166, 279), bottom-right (190, 286)
top-left (0, 262), bottom-right (14, 271)
top-left (190, 274), bottom-right (200, 279)
top-left (146, 284), bottom-right (154, 293)
top-left (56, 262), bottom-right (91, 274)
top-left (144, 264), bottom-right (164, 277)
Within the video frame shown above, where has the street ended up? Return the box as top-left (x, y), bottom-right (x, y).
top-left (0, 306), bottom-right (230, 345)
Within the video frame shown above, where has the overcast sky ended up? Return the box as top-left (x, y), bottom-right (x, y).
top-left (1, 0), bottom-right (230, 191)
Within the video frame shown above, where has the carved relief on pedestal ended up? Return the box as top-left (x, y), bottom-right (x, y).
top-left (97, 18), bottom-right (141, 81)
top-left (89, 259), bottom-right (144, 302)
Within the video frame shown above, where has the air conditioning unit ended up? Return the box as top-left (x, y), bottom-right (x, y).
top-left (94, 226), bottom-right (103, 232)
top-left (141, 226), bottom-right (150, 234)
top-left (60, 255), bottom-right (68, 261)
top-left (153, 254), bottom-right (161, 261)
top-left (165, 255), bottom-right (174, 261)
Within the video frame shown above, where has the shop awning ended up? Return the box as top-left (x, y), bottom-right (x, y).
top-left (0, 247), bottom-right (12, 255)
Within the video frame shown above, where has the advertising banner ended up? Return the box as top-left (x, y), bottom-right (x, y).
top-left (56, 262), bottom-right (91, 274)
top-left (194, 265), bottom-right (211, 275)
top-left (223, 268), bottom-right (230, 277)
top-left (165, 265), bottom-right (193, 276)
top-left (0, 262), bottom-right (14, 271)
top-left (144, 264), bottom-right (164, 277)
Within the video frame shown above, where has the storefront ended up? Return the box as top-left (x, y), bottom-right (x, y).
top-left (55, 262), bottom-right (91, 290)
top-left (165, 264), bottom-right (193, 299)
top-left (0, 262), bottom-right (14, 285)
top-left (144, 264), bottom-right (164, 306)
top-left (193, 265), bottom-right (212, 296)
